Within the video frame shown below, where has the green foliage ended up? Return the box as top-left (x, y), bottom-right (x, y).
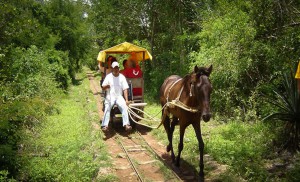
top-left (287, 159), bottom-right (300, 182)
top-left (264, 72), bottom-right (299, 122)
top-left (0, 45), bottom-right (64, 177)
top-left (191, 1), bottom-right (257, 116)
top-left (1, 0), bottom-right (300, 180)
top-left (0, 38), bottom-right (71, 180)
top-left (187, 0), bottom-right (300, 122)
top-left (263, 72), bottom-right (300, 151)
top-left (0, 0), bottom-right (94, 81)
top-left (18, 71), bottom-right (111, 181)
top-left (204, 121), bottom-right (273, 180)
top-left (1, 46), bottom-right (63, 101)
top-left (0, 0), bottom-right (96, 179)
top-left (46, 49), bottom-right (71, 90)
top-left (0, 0), bottom-right (51, 49)
top-left (0, 98), bottom-right (55, 177)
top-left (202, 121), bottom-right (274, 180)
top-left (0, 170), bottom-right (16, 182)
top-left (91, 0), bottom-right (146, 44)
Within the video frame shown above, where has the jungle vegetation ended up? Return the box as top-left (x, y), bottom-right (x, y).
top-left (1, 0), bottom-right (300, 181)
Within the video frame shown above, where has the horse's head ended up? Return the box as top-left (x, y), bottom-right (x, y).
top-left (191, 65), bottom-right (213, 122)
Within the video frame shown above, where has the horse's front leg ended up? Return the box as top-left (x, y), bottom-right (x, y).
top-left (176, 123), bottom-right (188, 167)
top-left (192, 121), bottom-right (205, 180)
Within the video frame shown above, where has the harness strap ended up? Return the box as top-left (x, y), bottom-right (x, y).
top-left (166, 78), bottom-right (182, 103)
top-left (165, 78), bottom-right (199, 113)
top-left (170, 100), bottom-right (199, 113)
top-left (176, 86), bottom-right (184, 101)
top-left (190, 83), bottom-right (194, 96)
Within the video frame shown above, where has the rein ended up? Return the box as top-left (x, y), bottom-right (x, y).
top-left (126, 75), bottom-right (200, 130)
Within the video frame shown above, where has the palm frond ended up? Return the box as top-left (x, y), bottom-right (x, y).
top-left (263, 70), bottom-right (300, 151)
top-left (263, 112), bottom-right (295, 123)
top-left (263, 71), bottom-right (300, 123)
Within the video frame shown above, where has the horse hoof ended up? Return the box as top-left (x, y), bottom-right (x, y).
top-left (198, 176), bottom-right (204, 182)
top-left (166, 145), bottom-right (171, 152)
top-left (198, 172), bottom-right (204, 182)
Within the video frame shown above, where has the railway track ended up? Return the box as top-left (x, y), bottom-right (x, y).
top-left (87, 71), bottom-right (185, 182)
top-left (116, 131), bottom-right (182, 181)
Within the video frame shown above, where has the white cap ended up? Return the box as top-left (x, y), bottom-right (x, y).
top-left (111, 62), bottom-right (119, 68)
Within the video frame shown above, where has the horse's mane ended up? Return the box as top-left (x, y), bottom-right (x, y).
top-left (182, 74), bottom-right (191, 88)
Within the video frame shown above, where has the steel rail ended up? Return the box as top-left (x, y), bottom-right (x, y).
top-left (115, 135), bottom-right (144, 182)
top-left (87, 72), bottom-right (144, 181)
top-left (135, 131), bottom-right (183, 182)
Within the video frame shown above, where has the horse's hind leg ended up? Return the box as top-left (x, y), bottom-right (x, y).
top-left (167, 117), bottom-right (178, 162)
top-left (162, 112), bottom-right (176, 162)
top-left (176, 123), bottom-right (188, 167)
top-left (170, 117), bottom-right (178, 146)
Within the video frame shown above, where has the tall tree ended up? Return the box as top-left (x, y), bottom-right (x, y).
top-left (192, 0), bottom-right (300, 118)
top-left (90, 0), bottom-right (201, 98)
top-left (43, 0), bottom-right (92, 79)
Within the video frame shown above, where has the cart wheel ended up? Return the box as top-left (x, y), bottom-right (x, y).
top-left (109, 116), bottom-right (114, 128)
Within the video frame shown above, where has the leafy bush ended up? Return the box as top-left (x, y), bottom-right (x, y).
top-left (0, 1), bottom-right (95, 179)
top-left (1, 46), bottom-right (60, 100)
top-left (263, 71), bottom-right (300, 151)
top-left (0, 45), bottom-right (65, 177)
top-left (0, 98), bottom-right (55, 177)
top-left (190, 3), bottom-right (258, 118)
top-left (0, 170), bottom-right (16, 182)
top-left (46, 49), bottom-right (71, 90)
top-left (204, 121), bottom-right (274, 181)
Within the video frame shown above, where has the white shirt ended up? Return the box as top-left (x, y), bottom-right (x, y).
top-left (102, 73), bottom-right (129, 100)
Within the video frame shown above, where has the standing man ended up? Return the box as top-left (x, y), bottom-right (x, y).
top-left (101, 61), bottom-right (132, 131)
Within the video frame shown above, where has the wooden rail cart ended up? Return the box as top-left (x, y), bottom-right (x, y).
top-left (97, 42), bottom-right (152, 128)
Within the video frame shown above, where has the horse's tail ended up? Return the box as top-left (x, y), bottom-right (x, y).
top-left (156, 103), bottom-right (170, 129)
top-left (156, 122), bottom-right (163, 129)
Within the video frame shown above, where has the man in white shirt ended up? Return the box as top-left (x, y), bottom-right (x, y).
top-left (101, 61), bottom-right (132, 131)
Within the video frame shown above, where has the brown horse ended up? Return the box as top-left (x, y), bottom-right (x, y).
top-left (159, 65), bottom-right (212, 180)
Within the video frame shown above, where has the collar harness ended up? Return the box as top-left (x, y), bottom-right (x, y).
top-left (165, 78), bottom-right (199, 113)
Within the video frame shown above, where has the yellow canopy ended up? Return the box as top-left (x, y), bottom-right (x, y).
top-left (296, 61), bottom-right (300, 79)
top-left (97, 42), bottom-right (152, 62)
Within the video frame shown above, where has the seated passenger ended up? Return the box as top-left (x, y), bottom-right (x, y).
top-left (120, 59), bottom-right (130, 75)
top-left (121, 60), bottom-right (142, 78)
top-left (120, 60), bottom-right (143, 96)
top-left (128, 52), bottom-right (141, 70)
top-left (99, 56), bottom-right (117, 87)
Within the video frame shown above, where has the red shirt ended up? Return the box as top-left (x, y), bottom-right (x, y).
top-left (121, 67), bottom-right (143, 96)
top-left (121, 68), bottom-right (142, 78)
